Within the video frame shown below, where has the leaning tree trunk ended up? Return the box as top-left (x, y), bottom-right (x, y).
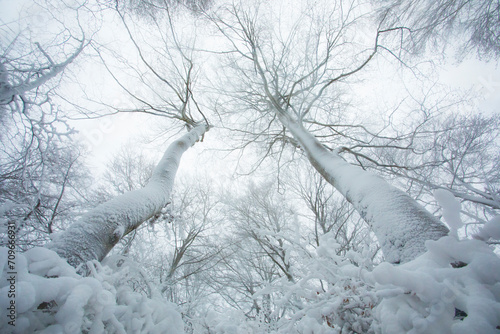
top-left (279, 114), bottom-right (448, 264)
top-left (48, 124), bottom-right (208, 269)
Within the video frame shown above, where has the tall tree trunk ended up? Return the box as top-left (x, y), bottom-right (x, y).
top-left (48, 124), bottom-right (208, 269)
top-left (279, 114), bottom-right (448, 263)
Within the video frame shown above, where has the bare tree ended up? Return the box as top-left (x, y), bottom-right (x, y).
top-left (0, 3), bottom-right (91, 250)
top-left (98, 146), bottom-right (156, 199)
top-left (209, 1), bottom-right (448, 264)
top-left (291, 165), bottom-right (373, 256)
top-left (157, 179), bottom-right (222, 301)
top-left (48, 123), bottom-right (208, 269)
top-left (225, 181), bottom-right (300, 282)
top-left (376, 0), bottom-right (500, 59)
top-left (98, 153), bottom-right (221, 317)
top-left (209, 179), bottom-right (309, 325)
top-left (116, 0), bottom-right (214, 17)
top-left (211, 237), bottom-right (286, 324)
top-left (83, 2), bottom-right (210, 129)
top-left (40, 0), bottom-right (213, 269)
top-left (0, 142), bottom-right (90, 250)
top-left (366, 112), bottom-right (500, 232)
top-left (0, 30), bottom-right (84, 104)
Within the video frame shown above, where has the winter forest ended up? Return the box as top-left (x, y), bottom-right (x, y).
top-left (1, 0), bottom-right (500, 332)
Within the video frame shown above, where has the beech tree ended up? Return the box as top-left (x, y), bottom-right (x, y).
top-left (47, 123), bottom-right (209, 269)
top-left (23, 0), bottom-right (212, 269)
top-left (209, 1), bottom-right (449, 263)
top-left (365, 112), bottom-right (500, 229)
top-left (0, 142), bottom-right (90, 250)
top-left (211, 181), bottom-right (301, 325)
top-left (97, 152), bottom-right (221, 320)
top-left (0, 5), bottom-right (90, 250)
top-left (377, 0), bottom-right (500, 59)
top-left (290, 165), bottom-right (372, 255)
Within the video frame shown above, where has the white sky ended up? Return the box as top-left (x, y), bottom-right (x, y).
top-left (2, 0), bottom-right (499, 182)
top-left (440, 59), bottom-right (500, 114)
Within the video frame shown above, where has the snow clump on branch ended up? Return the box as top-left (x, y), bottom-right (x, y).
top-left (0, 247), bottom-right (183, 333)
top-left (368, 236), bottom-right (500, 333)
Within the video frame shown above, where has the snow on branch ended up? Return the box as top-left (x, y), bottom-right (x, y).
top-left (47, 124), bottom-right (208, 270)
top-left (0, 247), bottom-right (184, 333)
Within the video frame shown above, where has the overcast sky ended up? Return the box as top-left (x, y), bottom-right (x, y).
top-left (1, 0), bottom-right (499, 182)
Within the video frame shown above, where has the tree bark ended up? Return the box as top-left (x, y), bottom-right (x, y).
top-left (48, 124), bottom-right (208, 269)
top-left (279, 114), bottom-right (448, 263)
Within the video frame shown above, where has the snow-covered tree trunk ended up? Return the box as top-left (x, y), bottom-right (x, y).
top-left (279, 114), bottom-right (448, 263)
top-left (48, 124), bottom-right (208, 269)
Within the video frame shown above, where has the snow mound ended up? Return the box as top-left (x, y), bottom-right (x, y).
top-left (0, 247), bottom-right (183, 334)
top-left (368, 236), bottom-right (500, 333)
